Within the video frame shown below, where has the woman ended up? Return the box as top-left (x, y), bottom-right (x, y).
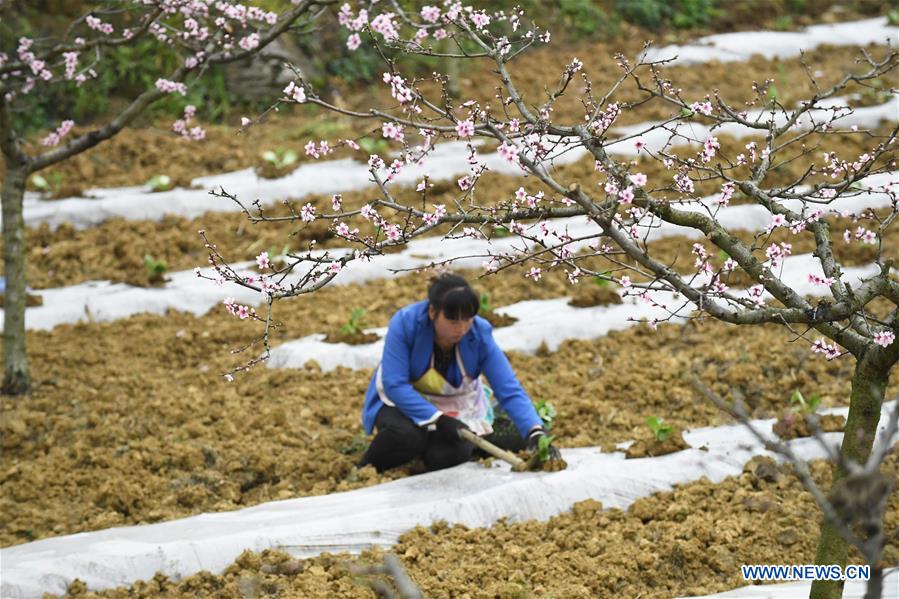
top-left (359, 273), bottom-right (556, 473)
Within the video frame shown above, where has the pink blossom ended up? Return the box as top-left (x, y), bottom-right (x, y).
top-left (256, 252), bottom-right (270, 269)
top-left (347, 33), bottom-right (361, 51)
top-left (874, 330), bottom-right (895, 348)
top-left (717, 182), bottom-right (735, 205)
top-left (434, 28), bottom-right (447, 40)
top-left (619, 276), bottom-right (631, 288)
top-left (748, 284), bottom-right (765, 306)
top-left (674, 173), bottom-right (694, 194)
top-left (300, 203), bottom-right (316, 222)
top-left (237, 305), bottom-right (250, 319)
top-left (629, 173), bottom-right (647, 187)
top-left (456, 119), bottom-right (475, 138)
top-left (86, 15), bottom-right (114, 34)
top-left (331, 194), bottom-right (342, 210)
top-left (811, 338), bottom-right (841, 360)
top-left (470, 10), bottom-right (490, 28)
top-left (420, 5), bottom-right (441, 22)
top-left (329, 261), bottom-right (342, 275)
top-left (515, 187), bottom-right (527, 202)
top-left (525, 267), bottom-right (542, 281)
top-left (766, 214), bottom-right (786, 233)
top-left (41, 120), bottom-right (74, 147)
top-left (807, 273), bottom-right (835, 286)
top-left (283, 81), bottom-right (306, 103)
top-left (385, 224), bottom-right (402, 242)
top-left (370, 13), bottom-right (399, 40)
top-left (156, 78), bottom-right (187, 95)
top-left (498, 141), bottom-right (520, 165)
top-left (618, 187), bottom-right (635, 205)
top-left (368, 154), bottom-right (385, 170)
top-left (711, 276), bottom-right (728, 294)
top-left (238, 33), bottom-right (260, 51)
top-left (604, 179), bottom-right (619, 195)
top-left (382, 122), bottom-right (404, 142)
top-left (634, 139), bottom-right (646, 152)
top-left (691, 100), bottom-right (713, 116)
top-left (224, 297), bottom-right (237, 315)
top-left (567, 58), bottom-right (583, 73)
top-left (63, 51), bottom-right (79, 79)
top-left (765, 242), bottom-right (792, 268)
top-left (360, 204), bottom-right (377, 221)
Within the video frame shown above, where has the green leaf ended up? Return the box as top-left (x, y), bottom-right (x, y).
top-left (645, 415), bottom-right (672, 442)
top-left (479, 291), bottom-right (492, 314)
top-left (143, 253), bottom-right (167, 275)
top-left (808, 393), bottom-right (822, 411)
top-left (281, 149), bottom-right (298, 166)
top-left (537, 434), bottom-right (554, 462)
top-left (342, 307), bottom-right (366, 334)
top-left (31, 174), bottom-right (49, 191)
top-left (262, 150), bottom-right (278, 164)
top-left (592, 273), bottom-right (611, 287)
top-left (147, 174), bottom-right (172, 192)
top-left (536, 399), bottom-right (557, 429)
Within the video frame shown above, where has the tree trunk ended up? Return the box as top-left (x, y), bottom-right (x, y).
top-left (809, 351), bottom-right (890, 599)
top-left (1, 164), bottom-right (30, 395)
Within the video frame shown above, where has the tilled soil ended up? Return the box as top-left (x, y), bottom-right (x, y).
top-left (3, 8), bottom-right (897, 561)
top-left (3, 257), bottom-right (897, 546)
top-left (11, 122), bottom-right (895, 290)
top-left (53, 452), bottom-right (899, 598)
top-left (16, 39), bottom-right (895, 202)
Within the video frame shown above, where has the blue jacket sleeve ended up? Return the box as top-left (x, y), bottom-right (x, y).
top-left (377, 311), bottom-right (441, 428)
top-left (479, 322), bottom-right (543, 438)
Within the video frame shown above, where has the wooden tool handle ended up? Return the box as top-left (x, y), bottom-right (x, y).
top-left (458, 428), bottom-right (524, 467)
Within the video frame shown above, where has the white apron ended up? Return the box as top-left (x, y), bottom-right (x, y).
top-left (411, 346), bottom-right (493, 436)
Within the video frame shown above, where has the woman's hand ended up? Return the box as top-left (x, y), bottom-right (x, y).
top-left (526, 426), bottom-right (562, 461)
top-left (434, 414), bottom-right (470, 442)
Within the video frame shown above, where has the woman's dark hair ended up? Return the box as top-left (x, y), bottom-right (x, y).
top-left (428, 273), bottom-right (479, 320)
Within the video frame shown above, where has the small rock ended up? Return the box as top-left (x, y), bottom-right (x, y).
top-left (777, 528), bottom-right (799, 546)
top-left (572, 498), bottom-right (603, 515)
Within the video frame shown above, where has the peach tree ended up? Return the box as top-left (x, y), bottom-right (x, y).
top-left (205, 3), bottom-right (898, 598)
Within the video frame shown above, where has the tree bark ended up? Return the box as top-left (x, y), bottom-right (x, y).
top-left (1, 163), bottom-right (30, 395)
top-left (809, 351), bottom-right (891, 599)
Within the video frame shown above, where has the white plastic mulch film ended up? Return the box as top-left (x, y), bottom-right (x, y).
top-left (1, 403), bottom-right (896, 598)
top-left (2, 168), bottom-right (896, 333)
top-left (1, 15), bottom-right (897, 599)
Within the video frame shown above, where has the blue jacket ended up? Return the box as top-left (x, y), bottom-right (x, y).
top-left (362, 300), bottom-right (542, 438)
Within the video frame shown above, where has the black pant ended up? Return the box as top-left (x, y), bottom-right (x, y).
top-left (360, 406), bottom-right (474, 473)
